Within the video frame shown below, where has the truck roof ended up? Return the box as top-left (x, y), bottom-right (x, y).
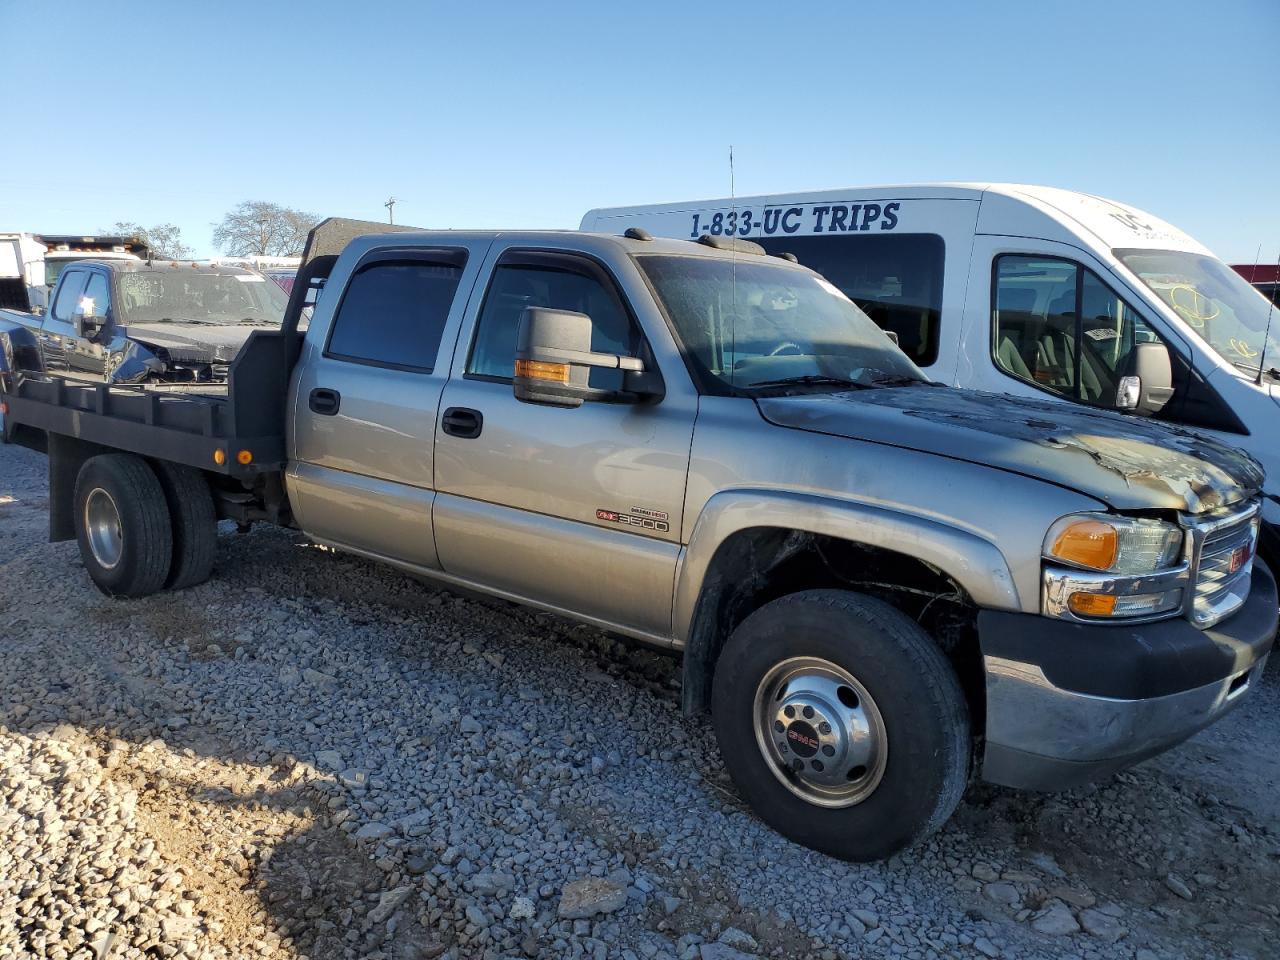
top-left (62, 259), bottom-right (264, 276)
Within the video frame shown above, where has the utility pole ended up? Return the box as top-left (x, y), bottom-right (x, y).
top-left (384, 197), bottom-right (398, 225)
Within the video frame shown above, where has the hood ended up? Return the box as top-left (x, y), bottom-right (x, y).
top-left (757, 384), bottom-right (1263, 515)
top-left (121, 322), bottom-right (256, 363)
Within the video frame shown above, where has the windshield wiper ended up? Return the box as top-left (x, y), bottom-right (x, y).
top-left (157, 316), bottom-right (219, 326)
top-left (865, 372), bottom-right (926, 387)
top-left (748, 375), bottom-right (866, 389)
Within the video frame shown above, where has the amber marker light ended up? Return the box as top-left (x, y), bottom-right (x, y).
top-left (1050, 519), bottom-right (1118, 571)
top-left (515, 359), bottom-right (570, 383)
top-left (1067, 593), bottom-right (1118, 617)
top-left (237, 449), bottom-right (253, 465)
top-left (213, 448), bottom-right (227, 465)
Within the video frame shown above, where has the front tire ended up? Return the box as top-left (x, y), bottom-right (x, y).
top-left (73, 454), bottom-right (173, 597)
top-left (711, 590), bottom-right (970, 861)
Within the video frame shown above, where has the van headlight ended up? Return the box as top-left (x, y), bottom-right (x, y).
top-left (1042, 514), bottom-right (1187, 621)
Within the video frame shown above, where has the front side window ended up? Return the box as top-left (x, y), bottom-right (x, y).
top-left (1116, 248), bottom-right (1280, 380)
top-left (640, 254), bottom-right (921, 396)
top-left (992, 255), bottom-right (1162, 405)
top-left (51, 270), bottom-right (87, 322)
top-left (468, 256), bottom-right (640, 387)
top-left (754, 234), bottom-right (945, 367)
top-left (326, 258), bottom-right (464, 371)
top-left (77, 273), bottom-right (111, 321)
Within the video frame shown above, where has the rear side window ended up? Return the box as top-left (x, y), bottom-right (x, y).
top-left (754, 233), bottom-right (945, 366)
top-left (325, 257), bottom-right (465, 371)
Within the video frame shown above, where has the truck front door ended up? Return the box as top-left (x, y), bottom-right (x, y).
top-left (433, 245), bottom-right (696, 642)
top-left (288, 243), bottom-right (484, 570)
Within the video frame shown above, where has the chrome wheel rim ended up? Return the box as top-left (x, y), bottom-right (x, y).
top-left (84, 487), bottom-right (124, 570)
top-left (753, 656), bottom-right (888, 807)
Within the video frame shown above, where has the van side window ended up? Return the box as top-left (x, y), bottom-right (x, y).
top-left (754, 234), bottom-right (945, 366)
top-left (468, 255), bottom-right (640, 388)
top-left (992, 255), bottom-right (1162, 406)
top-left (51, 270), bottom-right (88, 322)
top-left (325, 257), bottom-right (465, 372)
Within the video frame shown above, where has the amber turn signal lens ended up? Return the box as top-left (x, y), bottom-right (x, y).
top-left (213, 448), bottom-right (227, 466)
top-left (1051, 519), bottom-right (1118, 571)
top-left (514, 359), bottom-right (569, 384)
top-left (236, 449), bottom-right (253, 465)
top-left (1068, 592), bottom-right (1118, 617)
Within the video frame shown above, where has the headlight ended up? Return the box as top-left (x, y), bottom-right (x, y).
top-left (1045, 514), bottom-right (1183, 575)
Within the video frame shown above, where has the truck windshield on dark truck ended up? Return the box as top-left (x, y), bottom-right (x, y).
top-left (0, 218), bottom-right (1273, 862)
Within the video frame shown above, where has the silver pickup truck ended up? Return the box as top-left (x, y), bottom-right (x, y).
top-left (1, 219), bottom-right (1274, 862)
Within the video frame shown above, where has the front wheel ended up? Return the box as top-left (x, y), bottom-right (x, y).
top-left (711, 590), bottom-right (970, 861)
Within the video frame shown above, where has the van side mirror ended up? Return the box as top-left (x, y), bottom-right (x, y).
top-left (513, 307), bottom-right (662, 408)
top-left (1115, 341), bottom-right (1174, 416)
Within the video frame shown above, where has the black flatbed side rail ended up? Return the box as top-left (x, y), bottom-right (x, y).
top-left (5, 375), bottom-right (284, 479)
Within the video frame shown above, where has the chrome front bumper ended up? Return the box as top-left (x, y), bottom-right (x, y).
top-left (979, 560), bottom-right (1276, 791)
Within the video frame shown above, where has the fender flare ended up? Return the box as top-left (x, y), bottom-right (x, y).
top-left (673, 489), bottom-right (1021, 648)
top-left (0, 320), bottom-right (43, 379)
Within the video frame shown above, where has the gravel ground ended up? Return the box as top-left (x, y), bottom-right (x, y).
top-left (0, 439), bottom-right (1277, 960)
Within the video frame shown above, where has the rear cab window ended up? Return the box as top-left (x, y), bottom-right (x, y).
top-left (324, 254), bottom-right (467, 372)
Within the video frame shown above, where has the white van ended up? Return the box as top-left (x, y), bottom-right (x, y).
top-left (581, 184), bottom-right (1280, 566)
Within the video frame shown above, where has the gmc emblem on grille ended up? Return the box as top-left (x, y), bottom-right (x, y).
top-left (1228, 544), bottom-right (1251, 574)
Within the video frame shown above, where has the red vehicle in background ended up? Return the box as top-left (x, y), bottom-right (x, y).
top-left (1233, 263), bottom-right (1280, 305)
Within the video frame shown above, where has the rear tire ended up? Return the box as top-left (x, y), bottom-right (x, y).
top-left (151, 460), bottom-right (217, 589)
top-left (73, 454), bottom-right (173, 598)
top-left (711, 589), bottom-right (970, 862)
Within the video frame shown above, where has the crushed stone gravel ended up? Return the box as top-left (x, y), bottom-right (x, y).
top-left (0, 441), bottom-right (1277, 959)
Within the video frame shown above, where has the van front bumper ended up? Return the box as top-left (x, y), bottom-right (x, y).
top-left (977, 560), bottom-right (1276, 791)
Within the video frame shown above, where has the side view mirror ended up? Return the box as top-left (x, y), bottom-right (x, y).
top-left (76, 298), bottom-right (108, 342)
top-left (1115, 341), bottom-right (1174, 416)
top-left (513, 307), bottom-right (662, 408)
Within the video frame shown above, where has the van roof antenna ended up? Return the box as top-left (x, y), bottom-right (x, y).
top-left (1256, 243), bottom-right (1279, 385)
top-left (729, 143), bottom-right (737, 390)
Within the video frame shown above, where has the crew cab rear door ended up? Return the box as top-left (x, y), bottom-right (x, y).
top-left (432, 240), bottom-right (697, 641)
top-left (288, 241), bottom-right (487, 569)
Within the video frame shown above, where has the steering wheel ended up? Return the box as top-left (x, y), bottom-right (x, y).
top-left (769, 342), bottom-right (803, 357)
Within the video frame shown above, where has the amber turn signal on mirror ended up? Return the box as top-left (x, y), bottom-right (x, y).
top-left (514, 359), bottom-right (570, 384)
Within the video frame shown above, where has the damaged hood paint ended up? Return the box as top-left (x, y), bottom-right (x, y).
top-left (758, 385), bottom-right (1263, 514)
top-left (121, 322), bottom-right (257, 363)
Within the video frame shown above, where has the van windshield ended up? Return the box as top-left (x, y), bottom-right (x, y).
top-left (640, 254), bottom-right (923, 395)
top-left (1116, 249), bottom-right (1280, 379)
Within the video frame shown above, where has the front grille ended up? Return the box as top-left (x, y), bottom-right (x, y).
top-left (1190, 503), bottom-right (1260, 627)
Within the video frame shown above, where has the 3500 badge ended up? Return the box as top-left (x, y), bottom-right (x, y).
top-left (596, 507), bottom-right (670, 533)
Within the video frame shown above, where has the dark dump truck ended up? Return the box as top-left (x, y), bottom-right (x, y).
top-left (0, 218), bottom-right (1274, 861)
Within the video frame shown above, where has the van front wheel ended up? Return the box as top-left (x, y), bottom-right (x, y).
top-left (711, 589), bottom-right (970, 862)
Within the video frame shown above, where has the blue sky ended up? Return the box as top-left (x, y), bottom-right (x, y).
top-left (2, 0), bottom-right (1276, 263)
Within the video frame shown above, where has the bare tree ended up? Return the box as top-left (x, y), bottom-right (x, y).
top-left (212, 201), bottom-right (318, 257)
top-left (101, 221), bottom-right (194, 260)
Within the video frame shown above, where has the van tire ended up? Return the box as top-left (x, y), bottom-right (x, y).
top-left (711, 589), bottom-right (970, 862)
top-left (73, 454), bottom-right (173, 598)
top-left (151, 460), bottom-right (218, 590)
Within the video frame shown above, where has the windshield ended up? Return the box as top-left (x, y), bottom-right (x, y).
top-left (1116, 249), bottom-right (1280, 379)
top-left (117, 270), bottom-right (290, 326)
top-left (639, 254), bottom-right (923, 395)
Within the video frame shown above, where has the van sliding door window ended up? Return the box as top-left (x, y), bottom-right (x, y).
top-left (323, 256), bottom-right (466, 372)
top-left (754, 234), bottom-right (944, 366)
top-left (992, 255), bottom-right (1161, 406)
